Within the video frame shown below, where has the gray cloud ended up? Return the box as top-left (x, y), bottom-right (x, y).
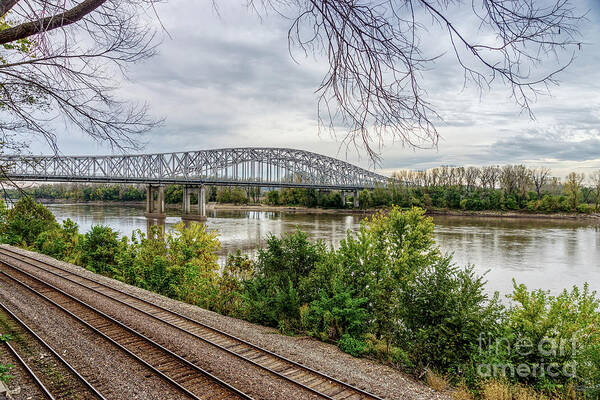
top-left (27, 0), bottom-right (600, 176)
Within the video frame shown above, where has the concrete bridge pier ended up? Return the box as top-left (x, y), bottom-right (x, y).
top-left (144, 185), bottom-right (166, 219)
top-left (182, 185), bottom-right (207, 222)
top-left (353, 189), bottom-right (359, 208)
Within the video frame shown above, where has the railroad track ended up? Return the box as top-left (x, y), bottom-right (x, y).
top-left (0, 259), bottom-right (252, 400)
top-left (0, 246), bottom-right (385, 400)
top-left (0, 300), bottom-right (104, 400)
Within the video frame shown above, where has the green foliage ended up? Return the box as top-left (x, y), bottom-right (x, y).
top-left (498, 282), bottom-right (600, 392)
top-left (242, 230), bottom-right (326, 330)
top-left (2, 197), bottom-right (597, 399)
top-left (300, 289), bottom-right (368, 342)
top-left (358, 189), bottom-right (371, 209)
top-left (337, 207), bottom-right (440, 347)
top-left (113, 223), bottom-right (222, 307)
top-left (320, 191), bottom-right (344, 208)
top-left (0, 363), bottom-right (13, 383)
top-left (399, 258), bottom-right (503, 374)
top-left (337, 334), bottom-right (368, 357)
top-left (266, 190), bottom-right (280, 205)
top-left (80, 225), bottom-right (120, 275)
top-left (213, 251), bottom-right (254, 315)
top-left (1, 197), bottom-right (58, 246)
top-left (216, 187), bottom-right (248, 204)
top-left (35, 219), bottom-right (80, 261)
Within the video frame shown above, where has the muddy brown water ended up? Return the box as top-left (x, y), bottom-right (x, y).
top-left (46, 203), bottom-right (600, 296)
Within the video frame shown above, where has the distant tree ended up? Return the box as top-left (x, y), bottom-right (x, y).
top-left (531, 167), bottom-right (551, 199)
top-left (482, 166), bottom-right (501, 190)
top-left (464, 167), bottom-right (480, 192)
top-left (358, 189), bottom-right (371, 209)
top-left (564, 172), bottom-right (585, 211)
top-left (592, 171), bottom-right (600, 211)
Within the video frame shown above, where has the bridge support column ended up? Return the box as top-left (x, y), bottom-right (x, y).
top-left (353, 189), bottom-right (359, 208)
top-left (182, 186), bottom-right (191, 214)
top-left (158, 185), bottom-right (165, 214)
top-left (182, 185), bottom-right (207, 222)
top-left (199, 186), bottom-right (206, 217)
top-left (341, 191), bottom-right (346, 207)
top-left (144, 184), bottom-right (166, 219)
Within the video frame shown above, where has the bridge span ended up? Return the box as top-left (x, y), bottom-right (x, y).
top-left (1, 147), bottom-right (389, 221)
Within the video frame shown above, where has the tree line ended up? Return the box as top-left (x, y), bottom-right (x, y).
top-left (8, 165), bottom-right (600, 214)
top-left (0, 197), bottom-right (598, 399)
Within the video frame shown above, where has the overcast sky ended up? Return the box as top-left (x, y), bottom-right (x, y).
top-left (36, 0), bottom-right (600, 178)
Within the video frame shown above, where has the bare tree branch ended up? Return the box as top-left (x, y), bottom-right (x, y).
top-left (0, 0), bottom-right (161, 156)
top-left (0, 0), bottom-right (20, 17)
top-left (260, 0), bottom-right (584, 162)
top-left (0, 0), bottom-right (106, 45)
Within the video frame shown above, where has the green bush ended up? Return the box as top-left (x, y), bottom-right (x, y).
top-left (35, 219), bottom-right (80, 261)
top-left (80, 225), bottom-right (120, 275)
top-left (214, 251), bottom-right (254, 316)
top-left (300, 289), bottom-right (368, 342)
top-left (1, 197), bottom-right (58, 246)
top-left (504, 195), bottom-right (519, 210)
top-left (399, 257), bottom-right (503, 376)
top-left (338, 334), bottom-right (368, 357)
top-left (497, 282), bottom-right (600, 392)
top-left (358, 189), bottom-right (372, 209)
top-left (336, 207), bottom-right (441, 348)
top-left (242, 230), bottom-right (327, 330)
top-left (577, 203), bottom-right (592, 214)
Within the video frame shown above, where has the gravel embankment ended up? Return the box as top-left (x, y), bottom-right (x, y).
top-left (0, 273), bottom-right (187, 400)
top-left (1, 244), bottom-right (451, 400)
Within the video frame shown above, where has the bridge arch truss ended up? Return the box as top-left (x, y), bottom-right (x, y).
top-left (1, 148), bottom-right (389, 190)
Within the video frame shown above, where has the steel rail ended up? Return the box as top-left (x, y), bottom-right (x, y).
top-left (0, 300), bottom-right (105, 400)
top-left (0, 264), bottom-right (253, 400)
top-left (0, 246), bottom-right (385, 400)
top-left (2, 334), bottom-right (55, 400)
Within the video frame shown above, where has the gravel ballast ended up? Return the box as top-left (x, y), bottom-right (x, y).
top-left (0, 244), bottom-right (450, 400)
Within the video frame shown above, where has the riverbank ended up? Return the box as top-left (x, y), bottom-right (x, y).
top-left (425, 208), bottom-right (600, 222)
top-left (37, 198), bottom-right (600, 222)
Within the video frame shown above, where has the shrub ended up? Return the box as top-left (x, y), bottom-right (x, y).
top-left (336, 207), bottom-right (441, 351)
top-left (242, 230), bottom-right (328, 331)
top-left (358, 189), bottom-right (372, 209)
top-left (399, 257), bottom-right (504, 376)
top-left (498, 282), bottom-right (600, 392)
top-left (35, 219), bottom-right (80, 261)
top-left (337, 334), bottom-right (368, 357)
top-left (504, 195), bottom-right (519, 210)
top-left (80, 225), bottom-right (120, 275)
top-left (576, 203), bottom-right (591, 214)
top-left (300, 289), bottom-right (368, 342)
top-left (1, 197), bottom-right (58, 246)
top-left (215, 251), bottom-right (254, 315)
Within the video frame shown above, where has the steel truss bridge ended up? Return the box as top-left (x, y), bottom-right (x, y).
top-left (0, 148), bottom-right (389, 190)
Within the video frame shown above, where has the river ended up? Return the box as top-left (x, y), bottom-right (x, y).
top-left (45, 203), bottom-right (600, 296)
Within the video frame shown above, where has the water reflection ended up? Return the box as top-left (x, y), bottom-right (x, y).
top-left (46, 203), bottom-right (599, 296)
